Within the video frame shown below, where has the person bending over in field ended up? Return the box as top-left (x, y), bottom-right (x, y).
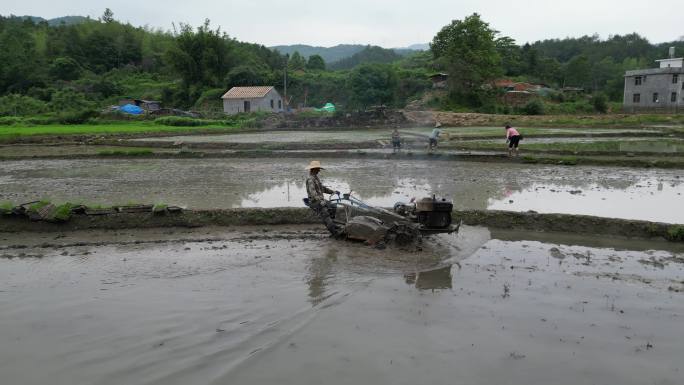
top-left (505, 124), bottom-right (522, 157)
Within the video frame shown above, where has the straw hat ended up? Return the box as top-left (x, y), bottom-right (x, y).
top-left (306, 160), bottom-right (325, 170)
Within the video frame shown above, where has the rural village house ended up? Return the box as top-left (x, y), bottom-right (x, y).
top-left (623, 47), bottom-right (684, 112)
top-left (221, 86), bottom-right (283, 115)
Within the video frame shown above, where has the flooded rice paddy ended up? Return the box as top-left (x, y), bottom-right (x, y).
top-left (132, 127), bottom-right (660, 144)
top-left (1, 226), bottom-right (682, 385)
top-left (1, 158), bottom-right (682, 223)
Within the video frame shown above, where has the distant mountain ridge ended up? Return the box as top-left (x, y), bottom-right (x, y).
top-left (329, 46), bottom-right (404, 70)
top-left (270, 44), bottom-right (367, 63)
top-left (13, 15), bottom-right (90, 26)
top-left (271, 43), bottom-right (428, 63)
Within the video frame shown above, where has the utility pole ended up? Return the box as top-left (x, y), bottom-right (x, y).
top-left (283, 54), bottom-right (288, 111)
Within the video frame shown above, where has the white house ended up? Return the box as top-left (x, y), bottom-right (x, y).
top-left (221, 86), bottom-right (283, 115)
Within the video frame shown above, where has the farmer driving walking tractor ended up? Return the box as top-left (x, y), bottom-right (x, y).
top-left (304, 160), bottom-right (344, 237)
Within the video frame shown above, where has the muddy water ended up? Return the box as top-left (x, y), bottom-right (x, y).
top-left (1, 158), bottom-right (682, 222)
top-left (132, 127), bottom-right (657, 144)
top-left (0, 145), bottom-right (171, 157)
top-left (1, 226), bottom-right (682, 385)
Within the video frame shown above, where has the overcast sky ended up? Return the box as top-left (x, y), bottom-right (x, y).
top-left (4, 0), bottom-right (683, 47)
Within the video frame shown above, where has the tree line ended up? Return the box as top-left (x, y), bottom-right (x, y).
top-left (1, 10), bottom-right (682, 118)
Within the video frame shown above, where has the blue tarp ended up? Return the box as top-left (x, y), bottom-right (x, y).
top-left (120, 104), bottom-right (144, 115)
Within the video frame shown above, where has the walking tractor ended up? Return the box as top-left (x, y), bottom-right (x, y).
top-left (306, 192), bottom-right (460, 245)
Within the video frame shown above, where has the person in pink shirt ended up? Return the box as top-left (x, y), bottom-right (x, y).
top-left (505, 124), bottom-right (522, 157)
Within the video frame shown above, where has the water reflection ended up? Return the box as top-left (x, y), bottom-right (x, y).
top-left (306, 248), bottom-right (336, 306)
top-left (404, 266), bottom-right (453, 290)
top-left (2, 158), bottom-right (683, 222)
top-left (487, 177), bottom-right (684, 223)
top-left (238, 179), bottom-right (434, 208)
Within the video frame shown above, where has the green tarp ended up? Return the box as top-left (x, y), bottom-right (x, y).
top-left (315, 102), bottom-right (335, 113)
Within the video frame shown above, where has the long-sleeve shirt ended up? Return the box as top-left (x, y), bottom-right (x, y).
top-left (306, 174), bottom-right (334, 204)
top-left (506, 127), bottom-right (520, 139)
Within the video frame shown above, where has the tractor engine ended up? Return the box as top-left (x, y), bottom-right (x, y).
top-left (414, 196), bottom-right (453, 229)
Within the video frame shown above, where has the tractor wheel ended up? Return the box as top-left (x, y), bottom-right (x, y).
top-left (388, 224), bottom-right (420, 246)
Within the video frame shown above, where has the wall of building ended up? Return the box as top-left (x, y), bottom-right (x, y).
top-left (624, 68), bottom-right (684, 112)
top-left (223, 89), bottom-right (283, 115)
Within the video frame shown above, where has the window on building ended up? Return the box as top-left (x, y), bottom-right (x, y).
top-left (653, 93), bottom-right (659, 103)
top-left (270, 99), bottom-right (274, 108)
top-left (674, 74), bottom-right (679, 84)
top-left (634, 76), bottom-right (642, 86)
top-left (633, 94), bottom-right (640, 103)
top-left (278, 100), bottom-right (282, 109)
top-left (672, 92), bottom-right (678, 103)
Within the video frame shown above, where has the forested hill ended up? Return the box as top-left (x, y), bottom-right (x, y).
top-left (329, 46), bottom-right (404, 70)
top-left (271, 44), bottom-right (426, 63)
top-left (270, 44), bottom-right (367, 63)
top-left (2, 10), bottom-right (684, 118)
top-left (16, 15), bottom-right (90, 26)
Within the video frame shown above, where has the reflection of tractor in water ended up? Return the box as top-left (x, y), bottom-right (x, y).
top-left (306, 193), bottom-right (460, 246)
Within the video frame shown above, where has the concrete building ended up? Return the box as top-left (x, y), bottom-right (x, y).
top-left (623, 48), bottom-right (684, 112)
top-left (221, 86), bottom-right (283, 115)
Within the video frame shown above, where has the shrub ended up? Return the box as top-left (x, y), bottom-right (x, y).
top-left (0, 94), bottom-right (49, 116)
top-left (592, 94), bottom-right (608, 113)
top-left (49, 57), bottom-right (83, 81)
top-left (666, 225), bottom-right (684, 241)
top-left (0, 116), bottom-right (22, 125)
top-left (154, 116), bottom-right (210, 126)
top-left (522, 99), bottom-right (545, 115)
top-left (23, 116), bottom-right (59, 125)
top-left (56, 109), bottom-right (99, 124)
top-left (542, 101), bottom-right (594, 114)
top-left (154, 116), bottom-right (243, 127)
top-left (49, 88), bottom-right (94, 112)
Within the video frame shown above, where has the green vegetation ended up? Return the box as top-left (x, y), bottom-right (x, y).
top-left (329, 46), bottom-right (403, 70)
top-left (347, 64), bottom-right (398, 108)
top-left (0, 201), bottom-right (14, 215)
top-left (152, 203), bottom-right (168, 214)
top-left (666, 226), bottom-right (684, 241)
top-left (0, 120), bottom-right (247, 139)
top-left (53, 203), bottom-right (77, 221)
top-left (431, 14), bottom-right (502, 108)
top-left (2, 10), bottom-right (684, 117)
top-left (522, 100), bottom-right (545, 115)
top-left (97, 149), bottom-right (154, 156)
top-left (28, 200), bottom-right (51, 212)
top-left (154, 116), bottom-right (248, 127)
